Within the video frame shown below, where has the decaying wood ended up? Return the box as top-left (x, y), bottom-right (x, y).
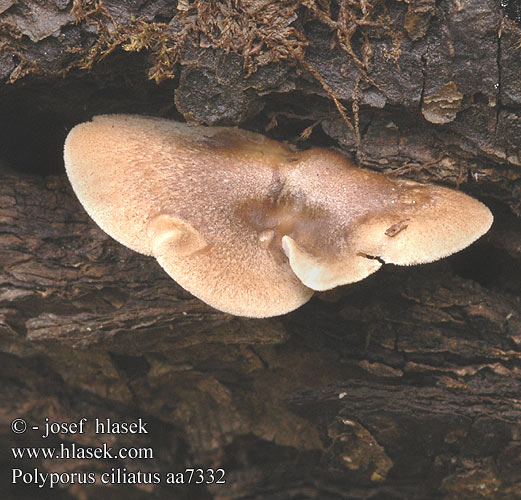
top-left (1, 0), bottom-right (521, 499)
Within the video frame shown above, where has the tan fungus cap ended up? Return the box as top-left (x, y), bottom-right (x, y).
top-left (64, 115), bottom-right (493, 317)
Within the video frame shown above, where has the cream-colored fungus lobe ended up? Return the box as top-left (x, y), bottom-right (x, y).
top-left (64, 114), bottom-right (493, 317)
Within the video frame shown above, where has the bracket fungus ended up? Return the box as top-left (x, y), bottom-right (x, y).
top-left (64, 115), bottom-right (493, 317)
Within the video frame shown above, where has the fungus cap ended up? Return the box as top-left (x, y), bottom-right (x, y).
top-left (64, 115), bottom-right (493, 317)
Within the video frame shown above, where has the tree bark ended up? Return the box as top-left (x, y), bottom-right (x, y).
top-left (1, 1), bottom-right (521, 499)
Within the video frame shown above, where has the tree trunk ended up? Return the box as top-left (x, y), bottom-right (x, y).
top-left (1, 1), bottom-right (521, 499)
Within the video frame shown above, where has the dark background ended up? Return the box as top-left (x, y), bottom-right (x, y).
top-left (1, 0), bottom-right (521, 498)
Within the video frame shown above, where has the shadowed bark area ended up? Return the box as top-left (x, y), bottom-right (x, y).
top-left (1, 1), bottom-right (521, 499)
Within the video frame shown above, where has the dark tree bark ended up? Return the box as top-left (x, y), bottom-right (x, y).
top-left (1, 1), bottom-right (521, 499)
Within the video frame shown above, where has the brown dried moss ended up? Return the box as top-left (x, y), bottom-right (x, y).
top-left (65, 0), bottom-right (402, 139)
top-left (0, 21), bottom-right (39, 83)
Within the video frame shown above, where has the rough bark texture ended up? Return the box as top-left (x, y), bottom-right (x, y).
top-left (1, 1), bottom-right (521, 499)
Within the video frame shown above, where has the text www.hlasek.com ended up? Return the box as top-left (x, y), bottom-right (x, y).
top-left (12, 442), bottom-right (153, 460)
